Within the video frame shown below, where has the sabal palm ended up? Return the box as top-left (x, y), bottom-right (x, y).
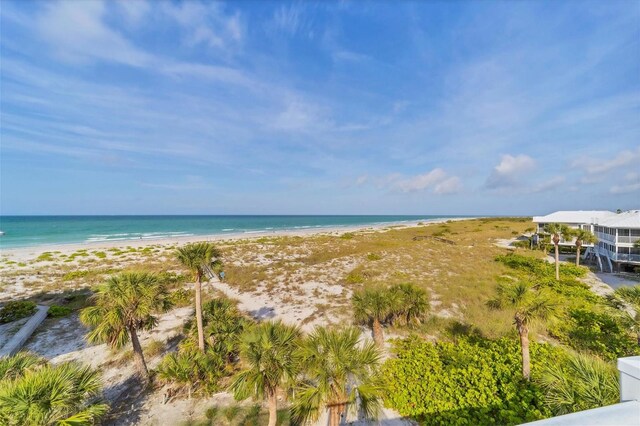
top-left (614, 286), bottom-right (640, 345)
top-left (230, 321), bottom-right (301, 426)
top-left (544, 223), bottom-right (571, 280)
top-left (0, 355), bottom-right (108, 426)
top-left (80, 272), bottom-right (170, 381)
top-left (352, 288), bottom-right (394, 347)
top-left (291, 327), bottom-right (382, 426)
top-left (539, 353), bottom-right (618, 415)
top-left (389, 283), bottom-right (430, 326)
top-left (176, 242), bottom-right (221, 352)
top-left (572, 229), bottom-right (597, 266)
top-left (488, 281), bottom-right (557, 379)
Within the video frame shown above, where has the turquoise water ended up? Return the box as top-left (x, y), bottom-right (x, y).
top-left (0, 215), bottom-right (466, 249)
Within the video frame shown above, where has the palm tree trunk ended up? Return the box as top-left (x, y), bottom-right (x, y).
top-left (516, 319), bottom-right (530, 380)
top-left (195, 273), bottom-right (205, 352)
top-left (129, 325), bottom-right (149, 381)
top-left (576, 243), bottom-right (581, 266)
top-left (268, 391), bottom-right (277, 426)
top-left (328, 404), bottom-right (340, 426)
top-left (554, 243), bottom-right (560, 280)
top-left (372, 318), bottom-right (384, 348)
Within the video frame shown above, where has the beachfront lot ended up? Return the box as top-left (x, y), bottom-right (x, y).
top-left (1, 218), bottom-right (636, 424)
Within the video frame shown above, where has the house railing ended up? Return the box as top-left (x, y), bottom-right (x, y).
top-left (618, 236), bottom-right (640, 244)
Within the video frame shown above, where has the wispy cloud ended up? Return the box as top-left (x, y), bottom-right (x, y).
top-left (485, 154), bottom-right (536, 189)
top-left (357, 169), bottom-right (463, 195)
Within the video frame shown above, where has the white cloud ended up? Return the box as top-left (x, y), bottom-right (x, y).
top-left (610, 171), bottom-right (640, 194)
top-left (530, 176), bottom-right (566, 193)
top-left (434, 176), bottom-right (463, 195)
top-left (37, 1), bottom-right (153, 67)
top-left (394, 169), bottom-right (447, 192)
top-left (572, 146), bottom-right (640, 175)
top-left (162, 2), bottom-right (243, 49)
top-left (485, 154), bottom-right (536, 189)
top-left (610, 182), bottom-right (640, 194)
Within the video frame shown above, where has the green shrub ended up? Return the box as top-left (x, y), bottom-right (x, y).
top-left (62, 270), bottom-right (91, 281)
top-left (381, 336), bottom-right (564, 425)
top-left (513, 240), bottom-right (531, 249)
top-left (549, 308), bottom-right (637, 361)
top-left (93, 251), bottom-right (107, 259)
top-left (538, 353), bottom-right (618, 415)
top-left (0, 301), bottom-right (37, 324)
top-left (47, 305), bottom-right (72, 318)
top-left (345, 271), bottom-right (364, 284)
top-left (340, 232), bottom-right (354, 240)
top-left (169, 288), bottom-right (191, 307)
top-left (35, 252), bottom-right (54, 262)
top-left (366, 253), bottom-right (382, 261)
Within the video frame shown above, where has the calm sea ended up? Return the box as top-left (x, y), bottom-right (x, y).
top-left (0, 215), bottom-right (467, 249)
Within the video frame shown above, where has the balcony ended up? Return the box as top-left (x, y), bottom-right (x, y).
top-left (618, 235), bottom-right (640, 244)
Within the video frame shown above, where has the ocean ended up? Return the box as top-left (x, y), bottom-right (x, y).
top-left (0, 215), bottom-right (467, 249)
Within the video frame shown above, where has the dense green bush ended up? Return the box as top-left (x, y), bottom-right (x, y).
top-left (381, 337), bottom-right (564, 425)
top-left (549, 308), bottom-right (637, 361)
top-left (47, 304), bottom-right (73, 318)
top-left (495, 253), bottom-right (587, 279)
top-left (0, 301), bottom-right (37, 324)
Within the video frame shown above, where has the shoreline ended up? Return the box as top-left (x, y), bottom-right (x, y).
top-left (0, 217), bottom-right (479, 262)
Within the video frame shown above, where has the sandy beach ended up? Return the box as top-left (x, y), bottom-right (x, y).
top-left (0, 217), bottom-right (475, 263)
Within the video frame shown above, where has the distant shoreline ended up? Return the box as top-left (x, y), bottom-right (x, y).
top-left (0, 217), bottom-right (480, 262)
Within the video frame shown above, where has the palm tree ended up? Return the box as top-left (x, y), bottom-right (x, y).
top-left (230, 321), bottom-right (301, 426)
top-left (389, 283), bottom-right (430, 326)
top-left (352, 288), bottom-right (394, 347)
top-left (539, 353), bottom-right (618, 415)
top-left (176, 242), bottom-right (221, 352)
top-left (487, 281), bottom-right (557, 380)
top-left (80, 272), bottom-right (171, 382)
top-left (613, 286), bottom-right (640, 345)
top-left (544, 223), bottom-right (571, 280)
top-left (0, 355), bottom-right (108, 426)
top-left (291, 327), bottom-right (382, 426)
top-left (572, 229), bottom-right (597, 266)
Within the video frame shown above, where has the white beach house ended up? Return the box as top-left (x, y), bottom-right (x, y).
top-left (532, 210), bottom-right (640, 272)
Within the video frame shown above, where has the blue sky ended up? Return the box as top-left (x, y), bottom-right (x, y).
top-left (1, 0), bottom-right (639, 215)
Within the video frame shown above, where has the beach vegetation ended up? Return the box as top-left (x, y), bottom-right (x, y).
top-left (35, 252), bottom-right (55, 262)
top-left (0, 300), bottom-right (37, 324)
top-left (538, 352), bottom-right (618, 416)
top-left (158, 297), bottom-right (250, 397)
top-left (488, 280), bottom-right (557, 379)
top-left (175, 242), bottom-right (222, 352)
top-left (80, 271), bottom-right (172, 382)
top-left (230, 320), bottom-right (301, 426)
top-left (611, 286), bottom-right (640, 344)
top-left (291, 327), bottom-right (382, 426)
top-left (0, 353), bottom-right (108, 426)
top-left (47, 304), bottom-right (72, 318)
top-left (381, 337), bottom-right (560, 425)
top-left (352, 287), bottom-right (395, 347)
top-left (366, 252), bottom-right (382, 261)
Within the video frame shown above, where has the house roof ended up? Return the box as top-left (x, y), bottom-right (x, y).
top-left (532, 210), bottom-right (615, 224)
top-left (595, 210), bottom-right (640, 229)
